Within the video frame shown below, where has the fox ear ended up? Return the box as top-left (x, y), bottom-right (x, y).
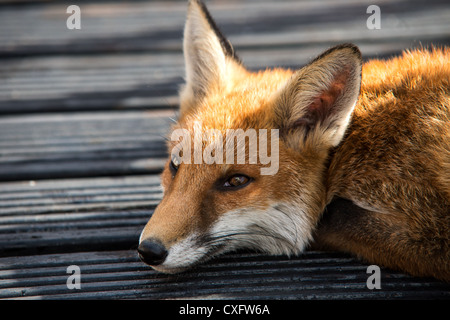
top-left (275, 44), bottom-right (362, 149)
top-left (180, 0), bottom-right (240, 114)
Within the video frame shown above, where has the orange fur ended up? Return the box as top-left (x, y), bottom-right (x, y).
top-left (319, 48), bottom-right (450, 280)
top-left (139, 0), bottom-right (449, 280)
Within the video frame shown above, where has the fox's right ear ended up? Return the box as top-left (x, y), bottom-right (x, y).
top-left (180, 0), bottom-right (241, 115)
top-left (275, 44), bottom-right (362, 150)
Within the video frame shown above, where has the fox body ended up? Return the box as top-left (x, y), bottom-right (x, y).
top-left (138, 0), bottom-right (450, 280)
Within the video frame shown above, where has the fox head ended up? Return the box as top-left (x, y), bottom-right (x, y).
top-left (138, 0), bottom-right (362, 273)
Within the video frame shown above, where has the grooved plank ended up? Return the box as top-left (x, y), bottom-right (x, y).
top-left (0, 0), bottom-right (448, 57)
top-left (0, 250), bottom-right (448, 300)
top-left (0, 111), bottom-right (171, 181)
top-left (0, 175), bottom-right (162, 256)
top-left (1, 0), bottom-right (449, 115)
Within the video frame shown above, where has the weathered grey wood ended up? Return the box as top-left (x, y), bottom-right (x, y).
top-left (0, 250), bottom-right (448, 300)
top-left (0, 111), bottom-right (171, 181)
top-left (0, 0), bottom-right (448, 57)
top-left (0, 175), bottom-right (163, 256)
top-left (0, 173), bottom-right (161, 192)
top-left (1, 0), bottom-right (448, 115)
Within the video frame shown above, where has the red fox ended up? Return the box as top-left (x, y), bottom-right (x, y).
top-left (138, 0), bottom-right (450, 281)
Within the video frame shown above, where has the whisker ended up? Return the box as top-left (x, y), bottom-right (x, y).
top-left (203, 205), bottom-right (302, 255)
top-left (251, 224), bottom-right (298, 251)
top-left (202, 231), bottom-right (259, 250)
top-left (204, 227), bottom-right (295, 252)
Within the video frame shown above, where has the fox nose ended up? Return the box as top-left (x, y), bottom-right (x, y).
top-left (137, 239), bottom-right (168, 266)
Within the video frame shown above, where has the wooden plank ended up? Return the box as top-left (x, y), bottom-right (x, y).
top-left (0, 0), bottom-right (448, 57)
top-left (0, 175), bottom-right (163, 256)
top-left (3, 44), bottom-right (449, 115)
top-left (0, 173), bottom-right (161, 192)
top-left (0, 111), bottom-right (171, 181)
top-left (1, 1), bottom-right (448, 114)
top-left (0, 52), bottom-right (183, 114)
top-left (0, 250), bottom-right (448, 299)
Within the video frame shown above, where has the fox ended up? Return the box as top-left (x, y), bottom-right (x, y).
top-left (138, 0), bottom-right (450, 281)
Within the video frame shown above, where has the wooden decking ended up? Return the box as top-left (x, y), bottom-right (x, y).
top-left (0, 0), bottom-right (449, 300)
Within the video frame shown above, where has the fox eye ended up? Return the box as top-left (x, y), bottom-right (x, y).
top-left (169, 157), bottom-right (180, 175)
top-left (223, 175), bottom-right (251, 189)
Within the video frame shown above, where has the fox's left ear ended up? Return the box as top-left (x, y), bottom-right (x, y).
top-left (275, 44), bottom-right (362, 149)
top-left (180, 0), bottom-right (241, 115)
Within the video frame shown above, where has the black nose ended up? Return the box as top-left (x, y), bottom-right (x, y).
top-left (137, 239), bottom-right (168, 266)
